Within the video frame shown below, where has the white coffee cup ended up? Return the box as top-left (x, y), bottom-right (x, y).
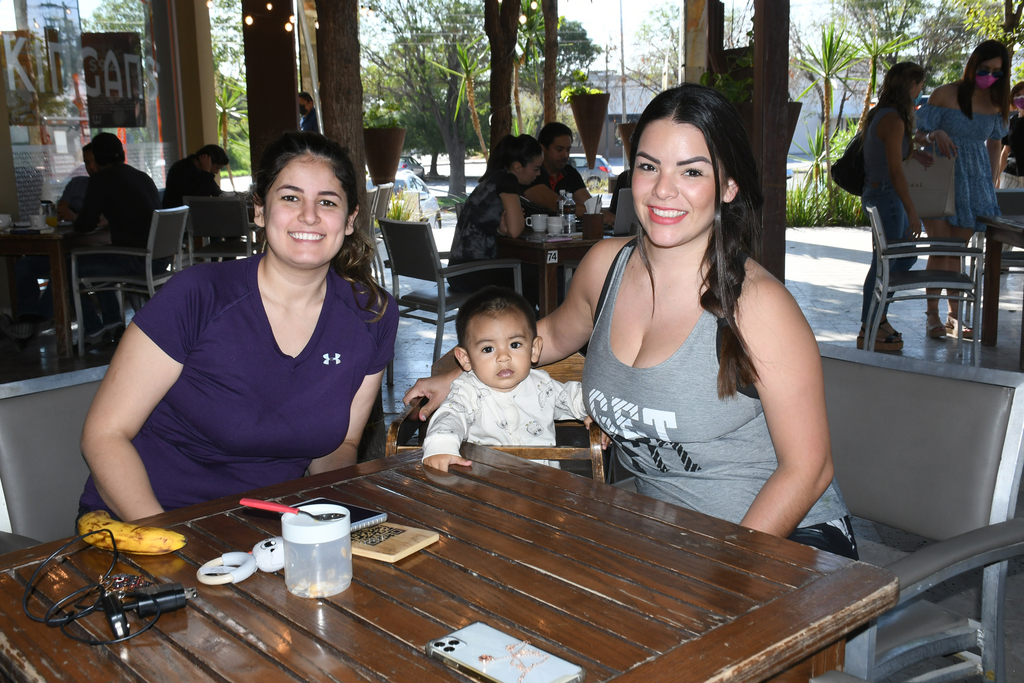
top-left (546, 217), bottom-right (561, 235)
top-left (525, 214), bottom-right (547, 232)
top-left (29, 215), bottom-right (46, 229)
top-left (0, 214), bottom-right (11, 228)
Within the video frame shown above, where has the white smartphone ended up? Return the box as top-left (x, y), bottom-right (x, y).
top-left (425, 622), bottom-right (585, 683)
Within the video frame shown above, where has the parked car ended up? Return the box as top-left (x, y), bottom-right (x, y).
top-left (398, 155), bottom-right (425, 179)
top-left (367, 169), bottom-right (441, 228)
top-left (568, 154), bottom-right (614, 193)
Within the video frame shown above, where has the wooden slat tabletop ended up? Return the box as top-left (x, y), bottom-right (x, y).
top-left (0, 447), bottom-right (898, 682)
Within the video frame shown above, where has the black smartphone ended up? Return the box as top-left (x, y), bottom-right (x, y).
top-left (300, 497), bottom-right (387, 531)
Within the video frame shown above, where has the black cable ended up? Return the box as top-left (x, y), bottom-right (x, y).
top-left (21, 529), bottom-right (192, 646)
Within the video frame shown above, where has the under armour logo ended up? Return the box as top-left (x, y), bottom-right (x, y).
top-left (323, 353), bottom-right (341, 365)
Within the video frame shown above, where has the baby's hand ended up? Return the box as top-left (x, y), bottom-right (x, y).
top-left (422, 453), bottom-right (472, 472)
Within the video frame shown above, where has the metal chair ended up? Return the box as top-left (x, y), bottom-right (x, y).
top-left (183, 194), bottom-right (254, 263)
top-left (70, 206), bottom-right (190, 356)
top-left (377, 217), bottom-right (521, 385)
top-left (863, 204), bottom-right (982, 364)
top-left (386, 353), bottom-right (605, 480)
top-left (0, 367), bottom-right (105, 550)
top-left (367, 183), bottom-right (393, 286)
top-left (818, 344), bottom-right (1024, 683)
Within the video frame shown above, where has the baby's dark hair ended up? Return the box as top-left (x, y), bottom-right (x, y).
top-left (455, 286), bottom-right (537, 347)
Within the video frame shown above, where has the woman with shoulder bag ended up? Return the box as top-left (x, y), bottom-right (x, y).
top-left (998, 81), bottom-right (1024, 189)
top-left (916, 40), bottom-right (1009, 338)
top-left (859, 62), bottom-right (951, 349)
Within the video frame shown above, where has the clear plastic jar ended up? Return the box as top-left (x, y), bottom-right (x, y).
top-left (281, 503), bottom-right (352, 598)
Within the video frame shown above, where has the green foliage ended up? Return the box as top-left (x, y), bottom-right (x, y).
top-left (215, 76), bottom-right (249, 176)
top-left (559, 70), bottom-right (602, 103)
top-left (387, 188), bottom-right (425, 221)
top-left (364, 99), bottom-right (401, 128)
top-left (787, 181), bottom-right (868, 227)
top-left (700, 49), bottom-right (754, 103)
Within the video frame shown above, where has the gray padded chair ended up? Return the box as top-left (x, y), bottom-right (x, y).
top-left (377, 217), bottom-right (522, 385)
top-left (0, 367), bottom-right (106, 551)
top-left (71, 206), bottom-right (190, 356)
top-left (183, 194), bottom-right (253, 263)
top-left (819, 345), bottom-right (1024, 683)
top-left (863, 204), bottom-right (981, 363)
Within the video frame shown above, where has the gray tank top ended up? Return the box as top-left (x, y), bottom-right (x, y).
top-left (864, 106), bottom-right (910, 185)
top-left (582, 243), bottom-right (848, 527)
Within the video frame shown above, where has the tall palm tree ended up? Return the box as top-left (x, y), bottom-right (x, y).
top-left (799, 25), bottom-right (861, 210)
top-left (856, 32), bottom-right (919, 132)
top-left (430, 37), bottom-right (490, 159)
top-left (215, 78), bottom-right (247, 187)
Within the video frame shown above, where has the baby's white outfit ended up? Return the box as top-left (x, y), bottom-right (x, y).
top-left (422, 369), bottom-right (588, 465)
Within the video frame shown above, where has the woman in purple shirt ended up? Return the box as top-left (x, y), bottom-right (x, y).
top-left (79, 132), bottom-right (398, 521)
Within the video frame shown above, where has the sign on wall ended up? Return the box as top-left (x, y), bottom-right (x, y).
top-left (80, 32), bottom-right (145, 128)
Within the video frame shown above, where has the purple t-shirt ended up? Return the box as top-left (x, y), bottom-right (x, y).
top-left (79, 254), bottom-right (398, 512)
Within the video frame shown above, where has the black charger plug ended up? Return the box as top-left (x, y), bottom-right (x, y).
top-left (102, 582), bottom-right (197, 637)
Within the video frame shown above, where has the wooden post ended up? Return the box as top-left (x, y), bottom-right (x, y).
top-left (752, 0), bottom-right (788, 280)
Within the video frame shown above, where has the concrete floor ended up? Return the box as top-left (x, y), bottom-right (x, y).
top-left (0, 226), bottom-right (1020, 680)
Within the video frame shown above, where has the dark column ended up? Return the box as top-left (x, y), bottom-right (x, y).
top-left (752, 0), bottom-right (788, 280)
top-left (241, 0), bottom-right (298, 172)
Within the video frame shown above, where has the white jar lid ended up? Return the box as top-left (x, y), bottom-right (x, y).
top-left (280, 504), bottom-right (350, 544)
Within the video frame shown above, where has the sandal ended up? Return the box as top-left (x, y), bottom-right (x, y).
top-left (857, 324), bottom-right (904, 352)
top-left (878, 319), bottom-right (902, 341)
top-left (926, 314), bottom-right (947, 339)
top-left (946, 315), bottom-right (973, 340)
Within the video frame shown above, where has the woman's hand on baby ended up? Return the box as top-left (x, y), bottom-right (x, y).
top-left (423, 453), bottom-right (472, 472)
top-left (403, 367), bottom-right (461, 420)
top-left (583, 416), bottom-right (611, 450)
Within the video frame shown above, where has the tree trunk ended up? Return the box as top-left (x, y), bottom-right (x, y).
top-left (315, 0), bottom-right (367, 232)
top-left (858, 55), bottom-right (876, 133)
top-left (485, 0), bottom-right (519, 149)
top-left (429, 151), bottom-right (438, 177)
top-left (542, 0), bottom-right (558, 124)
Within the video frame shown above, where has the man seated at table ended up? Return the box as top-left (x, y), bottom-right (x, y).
top-left (162, 144), bottom-right (229, 208)
top-left (6, 133), bottom-right (161, 345)
top-left (522, 122), bottom-right (593, 217)
top-left (56, 142), bottom-right (98, 221)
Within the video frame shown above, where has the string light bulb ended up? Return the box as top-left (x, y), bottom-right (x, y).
top-left (289, 14), bottom-right (295, 22)
top-left (530, 1), bottom-right (537, 8)
top-left (206, 0), bottom-right (212, 7)
top-left (314, 21), bottom-right (319, 29)
top-left (518, 14), bottom-right (526, 24)
top-left (266, 2), bottom-right (272, 8)
top-left (285, 22), bottom-right (292, 31)
top-left (244, 15), bottom-right (253, 25)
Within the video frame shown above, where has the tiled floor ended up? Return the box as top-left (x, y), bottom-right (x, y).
top-left (1, 227), bottom-right (1021, 679)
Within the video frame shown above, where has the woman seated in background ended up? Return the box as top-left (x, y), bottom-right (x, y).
top-left (916, 39), bottom-right (1009, 338)
top-left (858, 62), bottom-right (952, 350)
top-left (447, 134), bottom-right (543, 305)
top-left (78, 132), bottom-right (398, 521)
top-left (998, 81), bottom-right (1024, 189)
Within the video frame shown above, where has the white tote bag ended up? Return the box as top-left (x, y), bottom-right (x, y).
top-left (903, 147), bottom-right (956, 219)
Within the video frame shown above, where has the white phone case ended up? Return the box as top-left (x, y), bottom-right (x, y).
top-left (425, 622), bottom-right (585, 683)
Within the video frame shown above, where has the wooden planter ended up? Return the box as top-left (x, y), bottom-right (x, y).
top-left (617, 122), bottom-right (636, 164)
top-left (363, 127), bottom-right (406, 186)
top-left (733, 102), bottom-right (803, 150)
top-left (569, 93), bottom-right (610, 170)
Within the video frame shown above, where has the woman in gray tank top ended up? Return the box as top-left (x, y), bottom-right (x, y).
top-left (407, 84), bottom-right (858, 559)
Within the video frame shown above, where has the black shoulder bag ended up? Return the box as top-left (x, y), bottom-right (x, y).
top-left (830, 131), bottom-right (865, 196)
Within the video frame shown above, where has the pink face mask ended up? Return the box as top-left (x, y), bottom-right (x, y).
top-left (976, 74), bottom-right (999, 89)
top-left (1014, 97), bottom-right (1024, 110)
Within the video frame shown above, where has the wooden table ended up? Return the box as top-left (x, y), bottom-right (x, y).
top-left (497, 235), bottom-right (602, 316)
top-left (0, 448), bottom-right (897, 682)
top-left (0, 228), bottom-right (110, 357)
top-left (978, 214), bottom-right (1024, 369)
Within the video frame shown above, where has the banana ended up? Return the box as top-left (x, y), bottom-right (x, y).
top-left (77, 510), bottom-right (187, 555)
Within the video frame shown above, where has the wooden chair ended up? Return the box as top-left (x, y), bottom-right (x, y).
top-left (386, 352), bottom-right (605, 481)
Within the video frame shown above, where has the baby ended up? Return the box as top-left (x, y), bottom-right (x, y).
top-left (422, 286), bottom-right (588, 471)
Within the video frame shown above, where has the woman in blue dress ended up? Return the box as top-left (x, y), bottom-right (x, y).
top-left (916, 40), bottom-right (1010, 338)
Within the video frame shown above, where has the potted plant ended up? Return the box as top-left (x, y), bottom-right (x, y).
top-left (701, 47), bottom-right (802, 148)
top-left (363, 100), bottom-right (406, 186)
top-left (561, 71), bottom-right (609, 172)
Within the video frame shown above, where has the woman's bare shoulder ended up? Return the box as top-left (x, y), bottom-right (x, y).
top-left (736, 259), bottom-right (806, 335)
top-left (927, 83), bottom-right (960, 109)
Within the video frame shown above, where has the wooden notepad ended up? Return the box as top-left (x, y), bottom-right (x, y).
top-left (350, 523), bottom-right (439, 562)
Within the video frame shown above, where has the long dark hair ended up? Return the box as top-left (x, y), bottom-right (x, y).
top-left (957, 39), bottom-right (1010, 122)
top-left (628, 83), bottom-right (764, 397)
top-left (863, 62), bottom-right (924, 148)
top-left (252, 131), bottom-right (387, 320)
top-left (480, 134), bottom-right (542, 182)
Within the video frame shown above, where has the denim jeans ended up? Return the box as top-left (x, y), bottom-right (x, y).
top-left (15, 254), bottom-right (149, 335)
top-left (861, 182), bottom-right (918, 325)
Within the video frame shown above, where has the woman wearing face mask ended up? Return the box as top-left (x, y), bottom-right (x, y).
top-left (916, 40), bottom-right (1010, 339)
top-left (998, 82), bottom-right (1024, 189)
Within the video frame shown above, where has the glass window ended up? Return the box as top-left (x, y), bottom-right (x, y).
top-left (0, 0), bottom-right (179, 218)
